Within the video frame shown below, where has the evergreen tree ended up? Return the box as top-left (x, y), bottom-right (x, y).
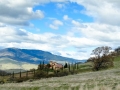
top-left (64, 63), bottom-right (68, 68)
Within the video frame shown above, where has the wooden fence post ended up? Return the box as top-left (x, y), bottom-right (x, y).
top-left (68, 64), bottom-right (70, 72)
top-left (12, 71), bottom-right (14, 78)
top-left (33, 69), bottom-right (35, 77)
top-left (20, 70), bottom-right (21, 78)
top-left (26, 71), bottom-right (28, 78)
top-left (77, 64), bottom-right (79, 70)
top-left (46, 67), bottom-right (49, 78)
top-left (73, 63), bottom-right (75, 74)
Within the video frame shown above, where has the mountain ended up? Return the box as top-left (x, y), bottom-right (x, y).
top-left (0, 48), bottom-right (86, 70)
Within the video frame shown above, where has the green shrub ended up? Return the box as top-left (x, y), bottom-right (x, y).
top-left (15, 77), bottom-right (29, 83)
top-left (48, 73), bottom-right (55, 78)
top-left (0, 79), bottom-right (4, 84)
top-left (55, 70), bottom-right (70, 77)
top-left (7, 77), bottom-right (16, 83)
top-left (34, 70), bottom-right (48, 79)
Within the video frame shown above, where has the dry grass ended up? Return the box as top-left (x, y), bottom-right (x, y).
top-left (0, 68), bottom-right (119, 90)
top-left (0, 57), bottom-right (119, 90)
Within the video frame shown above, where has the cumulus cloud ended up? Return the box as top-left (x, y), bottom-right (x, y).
top-left (77, 23), bottom-right (120, 42)
top-left (63, 15), bottom-right (71, 20)
top-left (0, 25), bottom-right (93, 59)
top-left (70, 0), bottom-right (120, 26)
top-left (0, 0), bottom-right (70, 26)
top-left (72, 20), bottom-right (80, 26)
top-left (0, 0), bottom-right (45, 26)
top-left (56, 3), bottom-right (66, 8)
top-left (49, 19), bottom-right (63, 30)
top-left (1, 22), bottom-right (120, 59)
top-left (1, 0), bottom-right (120, 60)
top-left (0, 26), bottom-right (67, 49)
top-left (0, 23), bottom-right (6, 27)
top-left (67, 0), bottom-right (120, 49)
top-left (51, 0), bottom-right (68, 2)
top-left (1, 25), bottom-right (120, 60)
top-left (58, 50), bottom-right (90, 60)
top-left (69, 20), bottom-right (120, 50)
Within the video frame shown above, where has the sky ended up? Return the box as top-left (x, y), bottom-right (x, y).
top-left (0, 0), bottom-right (120, 60)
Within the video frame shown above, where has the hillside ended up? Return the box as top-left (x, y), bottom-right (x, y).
top-left (0, 55), bottom-right (120, 90)
top-left (0, 48), bottom-right (85, 64)
top-left (0, 48), bottom-right (86, 70)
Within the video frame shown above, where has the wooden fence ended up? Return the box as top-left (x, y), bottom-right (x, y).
top-left (0, 63), bottom-right (80, 81)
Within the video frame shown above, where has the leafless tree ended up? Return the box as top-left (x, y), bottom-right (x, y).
top-left (91, 46), bottom-right (114, 71)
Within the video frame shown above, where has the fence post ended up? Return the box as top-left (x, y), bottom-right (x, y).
top-left (20, 70), bottom-right (21, 78)
top-left (46, 67), bottom-right (49, 78)
top-left (77, 64), bottom-right (79, 70)
top-left (68, 64), bottom-right (70, 72)
top-left (75, 63), bottom-right (77, 69)
top-left (26, 71), bottom-right (28, 78)
top-left (73, 63), bottom-right (75, 74)
top-left (33, 69), bottom-right (35, 77)
top-left (62, 66), bottom-right (64, 71)
top-left (12, 71), bottom-right (14, 78)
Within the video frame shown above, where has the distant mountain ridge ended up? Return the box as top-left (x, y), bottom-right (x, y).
top-left (0, 48), bottom-right (86, 65)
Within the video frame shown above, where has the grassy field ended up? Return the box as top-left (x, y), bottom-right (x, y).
top-left (0, 57), bottom-right (120, 90)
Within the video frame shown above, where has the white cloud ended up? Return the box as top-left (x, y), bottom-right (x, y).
top-left (70, 0), bottom-right (120, 26)
top-left (51, 0), bottom-right (68, 2)
top-left (69, 20), bottom-right (120, 49)
top-left (72, 20), bottom-right (81, 26)
top-left (1, 23), bottom-right (120, 60)
top-left (56, 3), bottom-right (65, 8)
top-left (0, 25), bottom-right (91, 59)
top-left (63, 15), bottom-right (70, 20)
top-left (0, 0), bottom-right (69, 26)
top-left (53, 20), bottom-right (63, 25)
top-left (49, 19), bottom-right (63, 30)
top-left (0, 0), bottom-right (45, 26)
top-left (58, 50), bottom-right (90, 60)
top-left (0, 22), bottom-right (6, 27)
top-left (1, 0), bottom-right (120, 60)
top-left (79, 23), bottom-right (120, 42)
top-left (49, 24), bottom-right (58, 30)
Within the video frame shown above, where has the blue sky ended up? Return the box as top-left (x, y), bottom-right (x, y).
top-left (30, 2), bottom-right (93, 34)
top-left (0, 0), bottom-right (120, 60)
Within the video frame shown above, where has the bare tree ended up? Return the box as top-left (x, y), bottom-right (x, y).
top-left (91, 46), bottom-right (114, 71)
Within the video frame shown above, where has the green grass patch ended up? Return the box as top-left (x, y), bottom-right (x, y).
top-left (113, 56), bottom-right (120, 68)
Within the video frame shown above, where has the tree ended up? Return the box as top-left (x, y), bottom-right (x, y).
top-left (38, 61), bottom-right (45, 70)
top-left (91, 46), bottom-right (114, 71)
top-left (64, 63), bottom-right (68, 68)
top-left (115, 46), bottom-right (120, 55)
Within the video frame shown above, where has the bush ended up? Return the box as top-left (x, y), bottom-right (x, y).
top-left (48, 73), bottom-right (55, 78)
top-left (92, 55), bottom-right (114, 71)
top-left (54, 70), bottom-right (70, 77)
top-left (34, 70), bottom-right (48, 79)
top-left (0, 79), bottom-right (4, 84)
top-left (15, 77), bottom-right (29, 83)
top-left (7, 77), bottom-right (16, 83)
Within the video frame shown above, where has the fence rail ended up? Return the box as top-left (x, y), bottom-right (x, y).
top-left (0, 63), bottom-right (82, 83)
